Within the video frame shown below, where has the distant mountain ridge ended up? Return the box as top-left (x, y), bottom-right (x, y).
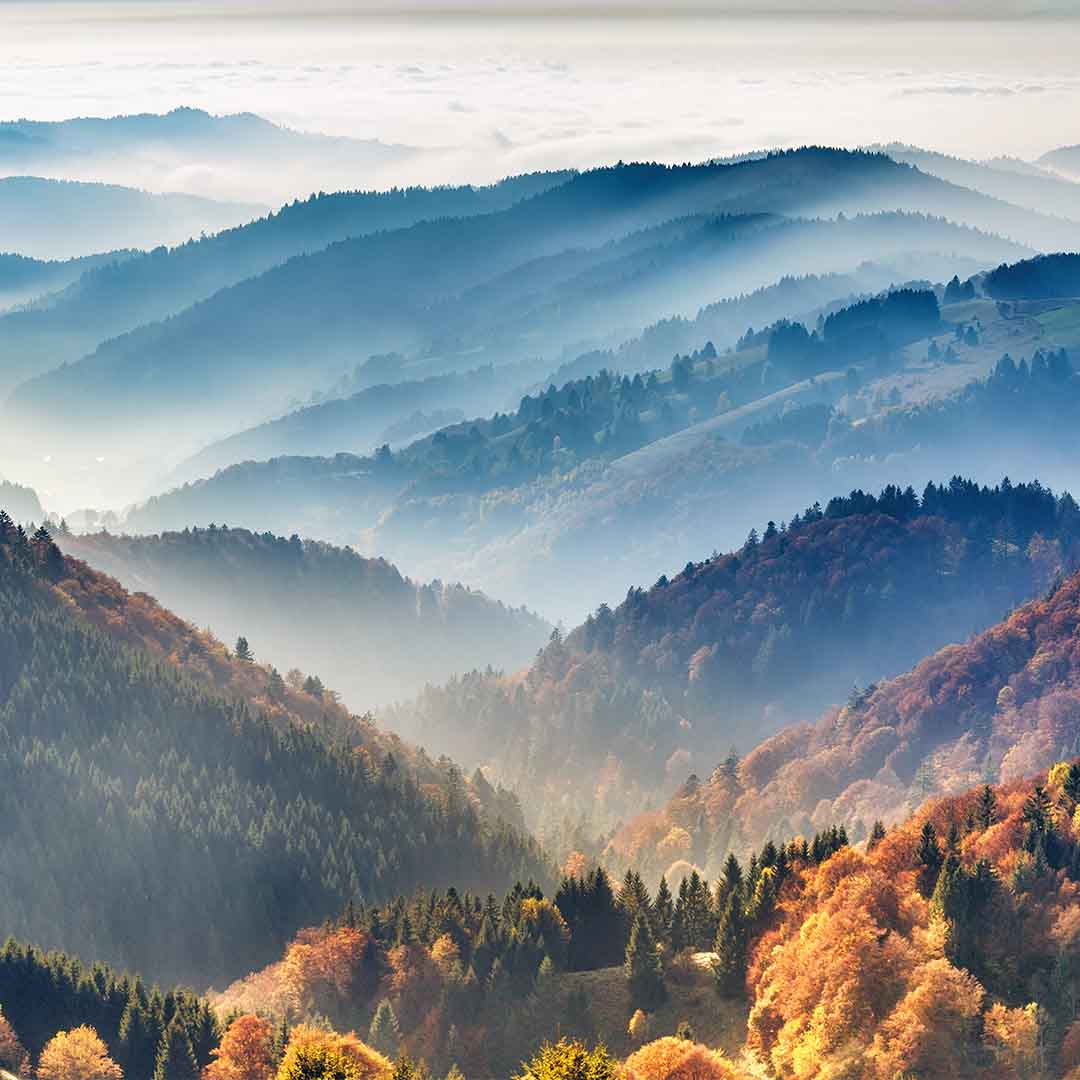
top-left (7, 148), bottom-right (1051, 466)
top-left (0, 168), bottom-right (572, 397)
top-left (0, 175), bottom-right (264, 260)
top-left (59, 524), bottom-right (551, 710)
top-left (0, 107), bottom-right (420, 203)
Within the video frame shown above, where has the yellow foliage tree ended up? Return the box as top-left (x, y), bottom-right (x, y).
top-left (430, 935), bottom-right (461, 979)
top-left (276, 1026), bottom-right (391, 1080)
top-left (983, 1002), bottom-right (1041, 1079)
top-left (865, 959), bottom-right (985, 1079)
top-left (627, 1010), bottom-right (650, 1043)
top-left (37, 1027), bottom-right (122, 1080)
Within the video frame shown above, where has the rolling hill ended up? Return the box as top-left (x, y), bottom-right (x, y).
top-left (168, 211), bottom-right (1025, 478)
top-left (1039, 143), bottom-right (1080, 183)
top-left (0, 249), bottom-right (136, 312)
top-left (0, 176), bottom-right (264, 260)
top-left (0, 169), bottom-right (571, 397)
top-left (384, 477), bottom-right (1080, 838)
top-left (0, 107), bottom-right (419, 204)
top-left (0, 512), bottom-right (547, 988)
top-left (877, 143), bottom-right (1080, 222)
top-left (6, 148), bottom-right (1060, 467)
top-left (57, 524), bottom-right (550, 711)
top-left (607, 552), bottom-right (1080, 886)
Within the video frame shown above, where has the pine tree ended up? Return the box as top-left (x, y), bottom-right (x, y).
top-left (119, 996), bottom-right (155, 1080)
top-left (267, 668), bottom-right (286, 703)
top-left (153, 1019), bottom-right (198, 1080)
top-left (715, 854), bottom-right (743, 911)
top-left (368, 1000), bottom-right (400, 1060)
top-left (867, 821), bottom-right (887, 851)
top-left (713, 893), bottom-right (747, 997)
top-left (624, 912), bottom-right (665, 1010)
top-left (916, 822), bottom-right (943, 896)
top-left (652, 878), bottom-right (674, 946)
top-left (234, 636), bottom-right (254, 662)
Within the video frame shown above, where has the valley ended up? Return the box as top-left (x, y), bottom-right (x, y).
top-left (3, 13), bottom-right (1080, 1076)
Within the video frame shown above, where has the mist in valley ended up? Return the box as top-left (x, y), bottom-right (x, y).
top-left (6, 6), bottom-right (1080, 1076)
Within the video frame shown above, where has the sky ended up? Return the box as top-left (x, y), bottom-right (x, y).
top-left (1, 3), bottom-right (1079, 198)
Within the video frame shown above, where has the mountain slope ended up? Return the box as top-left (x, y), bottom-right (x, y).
top-left (878, 143), bottom-right (1080, 222)
top-left (0, 249), bottom-right (135, 312)
top-left (0, 176), bottom-right (264, 260)
top-left (742, 768), bottom-right (1080, 1080)
top-left (609, 555), bottom-right (1080, 883)
top-left (167, 211), bottom-right (1026, 477)
top-left (386, 478), bottom-right (1080, 835)
top-left (0, 169), bottom-right (571, 396)
top-left (0, 106), bottom-right (418, 203)
top-left (0, 514), bottom-right (547, 988)
top-left (7, 149), bottom-right (1060, 460)
top-left (1039, 144), bottom-right (1080, 182)
top-left (58, 525), bottom-right (550, 710)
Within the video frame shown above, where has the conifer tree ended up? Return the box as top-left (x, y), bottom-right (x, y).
top-left (153, 1019), bottom-right (198, 1080)
top-left (867, 820), bottom-right (887, 851)
top-left (916, 822), bottom-right (943, 896)
top-left (713, 893), bottom-right (747, 997)
top-left (368, 1000), bottom-right (400, 1060)
top-left (624, 913), bottom-right (665, 1009)
top-left (119, 996), bottom-right (155, 1080)
top-left (652, 878), bottom-right (674, 946)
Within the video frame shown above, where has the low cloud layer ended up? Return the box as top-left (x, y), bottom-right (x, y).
top-left (1, 3), bottom-right (1078, 205)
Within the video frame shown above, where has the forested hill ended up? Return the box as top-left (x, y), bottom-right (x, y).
top-left (738, 766), bottom-right (1080, 1079)
top-left (123, 282), bottom-right (950, 538)
top-left (0, 249), bottom-right (136, 312)
top-left (386, 478), bottom-right (1080, 835)
top-left (608, 536), bottom-right (1080, 883)
top-left (0, 169), bottom-right (571, 395)
top-left (58, 525), bottom-right (549, 709)
top-left (0, 513), bottom-right (547, 988)
top-left (9, 148), bottom-right (1054, 454)
top-left (0, 176), bottom-right (264, 261)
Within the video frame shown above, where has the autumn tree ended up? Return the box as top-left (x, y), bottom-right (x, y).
top-left (203, 1016), bottom-right (275, 1080)
top-left (0, 1010), bottom-right (29, 1076)
top-left (276, 1028), bottom-right (389, 1080)
top-left (627, 1010), bottom-right (650, 1044)
top-left (37, 1027), bottom-right (123, 1080)
top-left (512, 1040), bottom-right (618, 1080)
top-left (624, 1037), bottom-right (750, 1080)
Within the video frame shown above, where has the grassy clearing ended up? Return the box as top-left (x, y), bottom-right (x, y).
top-left (551, 961), bottom-right (748, 1060)
top-left (1037, 301), bottom-right (1080, 348)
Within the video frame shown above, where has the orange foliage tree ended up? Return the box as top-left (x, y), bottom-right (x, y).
top-left (202, 1016), bottom-right (275, 1080)
top-left (624, 1036), bottom-right (751, 1080)
top-left (0, 1010), bottom-right (29, 1076)
top-left (281, 927), bottom-right (375, 1019)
